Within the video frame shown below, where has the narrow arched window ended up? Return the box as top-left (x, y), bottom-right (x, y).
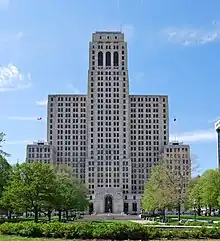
top-left (113, 51), bottom-right (119, 66)
top-left (98, 51), bottom-right (103, 66)
top-left (106, 52), bottom-right (111, 66)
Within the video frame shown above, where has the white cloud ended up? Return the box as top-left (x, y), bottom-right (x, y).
top-left (5, 140), bottom-right (31, 145)
top-left (8, 116), bottom-right (45, 121)
top-left (0, 64), bottom-right (32, 92)
top-left (162, 21), bottom-right (220, 45)
top-left (170, 129), bottom-right (216, 143)
top-left (36, 99), bottom-right (48, 106)
top-left (0, 0), bottom-right (10, 9)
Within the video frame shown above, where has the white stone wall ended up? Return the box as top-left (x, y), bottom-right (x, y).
top-left (47, 95), bottom-right (87, 181)
top-left (129, 95), bottom-right (169, 194)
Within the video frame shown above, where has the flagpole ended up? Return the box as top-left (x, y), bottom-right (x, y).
top-left (174, 117), bottom-right (177, 142)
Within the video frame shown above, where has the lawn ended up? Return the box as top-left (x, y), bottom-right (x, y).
top-left (1, 237), bottom-right (220, 241)
top-left (167, 215), bottom-right (220, 221)
top-left (0, 237), bottom-right (64, 241)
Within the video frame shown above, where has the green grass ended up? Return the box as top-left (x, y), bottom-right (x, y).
top-left (0, 237), bottom-right (66, 241)
top-left (1, 237), bottom-right (220, 241)
top-left (167, 215), bottom-right (220, 221)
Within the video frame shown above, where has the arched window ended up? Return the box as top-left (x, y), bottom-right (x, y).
top-left (113, 51), bottom-right (119, 66)
top-left (106, 52), bottom-right (111, 66)
top-left (98, 51), bottom-right (103, 66)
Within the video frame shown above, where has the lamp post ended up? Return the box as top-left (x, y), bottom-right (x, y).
top-left (20, 171), bottom-right (25, 181)
top-left (194, 200), bottom-right (196, 222)
top-left (20, 171), bottom-right (27, 217)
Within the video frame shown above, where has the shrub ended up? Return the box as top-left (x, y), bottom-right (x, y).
top-left (1, 221), bottom-right (220, 239)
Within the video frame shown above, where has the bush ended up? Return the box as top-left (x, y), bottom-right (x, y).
top-left (1, 221), bottom-right (220, 239)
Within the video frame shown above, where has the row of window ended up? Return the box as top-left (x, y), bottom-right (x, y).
top-left (50, 97), bottom-right (86, 102)
top-left (28, 147), bottom-right (51, 152)
top-left (130, 97), bottom-right (167, 102)
top-left (28, 154), bottom-right (50, 158)
top-left (165, 147), bottom-right (189, 152)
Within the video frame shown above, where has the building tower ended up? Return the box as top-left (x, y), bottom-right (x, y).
top-left (215, 120), bottom-right (220, 168)
top-left (86, 32), bottom-right (131, 213)
top-left (26, 31), bottom-right (170, 214)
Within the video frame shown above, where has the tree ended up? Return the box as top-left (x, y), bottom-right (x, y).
top-left (54, 172), bottom-right (88, 221)
top-left (142, 179), bottom-right (160, 212)
top-left (142, 164), bottom-right (176, 218)
top-left (199, 169), bottom-right (220, 215)
top-left (142, 160), bottom-right (192, 221)
top-left (0, 133), bottom-right (10, 157)
top-left (187, 175), bottom-right (202, 215)
top-left (1, 162), bottom-right (56, 222)
top-left (0, 156), bottom-right (11, 198)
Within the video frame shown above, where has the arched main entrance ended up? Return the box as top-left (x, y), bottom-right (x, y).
top-left (105, 195), bottom-right (113, 213)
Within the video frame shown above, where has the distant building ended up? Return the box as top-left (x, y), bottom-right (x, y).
top-left (215, 120), bottom-right (220, 168)
top-left (162, 141), bottom-right (191, 181)
top-left (26, 141), bottom-right (56, 165)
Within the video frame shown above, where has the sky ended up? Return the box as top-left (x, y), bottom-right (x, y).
top-left (0, 0), bottom-right (220, 174)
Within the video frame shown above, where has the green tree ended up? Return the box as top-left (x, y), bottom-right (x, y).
top-left (142, 164), bottom-right (176, 217)
top-left (0, 156), bottom-right (11, 198)
top-left (1, 162), bottom-right (56, 222)
top-left (187, 175), bottom-right (202, 215)
top-left (0, 133), bottom-right (10, 157)
top-left (54, 172), bottom-right (88, 221)
top-left (142, 180), bottom-right (158, 212)
top-left (142, 161), bottom-right (191, 221)
top-left (200, 169), bottom-right (220, 215)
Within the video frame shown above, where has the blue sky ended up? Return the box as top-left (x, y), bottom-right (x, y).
top-left (0, 0), bottom-right (220, 173)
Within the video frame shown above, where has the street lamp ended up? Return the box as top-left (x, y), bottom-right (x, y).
top-left (20, 171), bottom-right (25, 181)
top-left (193, 200), bottom-right (196, 222)
top-left (20, 171), bottom-right (28, 217)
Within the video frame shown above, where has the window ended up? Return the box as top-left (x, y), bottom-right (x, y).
top-left (113, 51), bottom-right (119, 66)
top-left (106, 52), bottom-right (111, 66)
top-left (98, 51), bottom-right (103, 66)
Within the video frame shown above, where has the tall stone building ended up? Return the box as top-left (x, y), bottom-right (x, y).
top-left (26, 31), bottom-right (169, 214)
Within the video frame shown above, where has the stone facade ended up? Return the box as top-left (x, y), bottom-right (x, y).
top-left (26, 31), bottom-right (170, 214)
top-left (26, 141), bottom-right (56, 165)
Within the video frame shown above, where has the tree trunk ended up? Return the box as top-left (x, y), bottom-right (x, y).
top-left (34, 208), bottom-right (39, 223)
top-left (58, 210), bottom-right (62, 222)
top-left (163, 208), bottom-right (166, 220)
top-left (198, 204), bottom-right (201, 216)
top-left (209, 206), bottom-right (212, 216)
top-left (48, 210), bottom-right (52, 222)
top-left (178, 203), bottom-right (181, 222)
top-left (7, 211), bottom-right (12, 219)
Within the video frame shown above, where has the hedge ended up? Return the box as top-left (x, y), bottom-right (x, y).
top-left (1, 221), bottom-right (220, 239)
